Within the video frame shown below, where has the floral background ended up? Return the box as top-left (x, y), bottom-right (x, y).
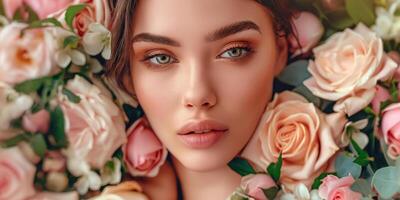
top-left (1, 0), bottom-right (400, 200)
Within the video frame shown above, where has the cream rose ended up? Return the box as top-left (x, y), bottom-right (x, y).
top-left (0, 147), bottom-right (36, 200)
top-left (89, 181), bottom-right (149, 200)
top-left (241, 91), bottom-right (347, 191)
top-left (58, 76), bottom-right (126, 169)
top-left (0, 23), bottom-right (56, 85)
top-left (304, 23), bottom-right (398, 116)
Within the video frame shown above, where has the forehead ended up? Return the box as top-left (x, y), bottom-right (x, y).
top-left (132, 0), bottom-right (273, 39)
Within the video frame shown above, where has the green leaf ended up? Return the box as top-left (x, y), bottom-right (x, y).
top-left (62, 88), bottom-right (81, 103)
top-left (311, 172), bottom-right (337, 190)
top-left (345, 0), bottom-right (375, 26)
top-left (262, 186), bottom-right (279, 200)
top-left (277, 60), bottom-right (310, 87)
top-left (372, 166), bottom-right (400, 199)
top-left (14, 77), bottom-right (51, 94)
top-left (228, 157), bottom-right (256, 176)
top-left (267, 153), bottom-right (282, 182)
top-left (0, 0), bottom-right (5, 17)
top-left (63, 35), bottom-right (79, 48)
top-left (49, 106), bottom-right (68, 148)
top-left (390, 80), bottom-right (398, 102)
top-left (0, 133), bottom-right (31, 148)
top-left (29, 134), bottom-right (47, 158)
top-left (351, 138), bottom-right (370, 166)
top-left (65, 4), bottom-right (86, 30)
top-left (329, 15), bottom-right (355, 30)
top-left (335, 152), bottom-right (362, 178)
top-left (26, 5), bottom-right (39, 23)
top-left (30, 18), bottom-right (63, 28)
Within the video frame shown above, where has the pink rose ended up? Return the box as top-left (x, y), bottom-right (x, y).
top-left (0, 23), bottom-right (56, 85)
top-left (58, 76), bottom-right (126, 169)
top-left (123, 117), bottom-right (168, 177)
top-left (3, 0), bottom-right (72, 19)
top-left (28, 191), bottom-right (79, 200)
top-left (240, 174), bottom-right (276, 200)
top-left (304, 23), bottom-right (398, 116)
top-left (288, 12), bottom-right (324, 57)
top-left (381, 103), bottom-right (400, 159)
top-left (72, 0), bottom-right (111, 36)
top-left (241, 91), bottom-right (347, 191)
top-left (22, 109), bottom-right (50, 133)
top-left (371, 85), bottom-right (391, 114)
top-left (0, 147), bottom-right (36, 200)
top-left (318, 175), bottom-right (362, 200)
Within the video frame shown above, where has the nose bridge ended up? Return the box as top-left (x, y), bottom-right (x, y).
top-left (182, 57), bottom-right (216, 109)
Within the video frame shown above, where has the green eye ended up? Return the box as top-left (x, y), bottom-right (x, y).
top-left (220, 47), bottom-right (250, 59)
top-left (149, 54), bottom-right (173, 65)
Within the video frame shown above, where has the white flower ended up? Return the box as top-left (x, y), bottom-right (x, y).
top-left (51, 28), bottom-right (86, 68)
top-left (340, 119), bottom-right (369, 149)
top-left (83, 23), bottom-right (111, 60)
top-left (0, 82), bottom-right (33, 130)
top-left (372, 0), bottom-right (400, 42)
top-left (279, 184), bottom-right (321, 200)
top-left (75, 171), bottom-right (102, 195)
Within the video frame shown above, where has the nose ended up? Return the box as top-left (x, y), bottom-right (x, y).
top-left (182, 60), bottom-right (217, 110)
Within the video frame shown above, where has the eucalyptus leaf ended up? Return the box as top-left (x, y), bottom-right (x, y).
top-left (371, 166), bottom-right (400, 199)
top-left (228, 157), bottom-right (256, 176)
top-left (277, 60), bottom-right (310, 87)
top-left (351, 178), bottom-right (372, 197)
top-left (293, 84), bottom-right (322, 108)
top-left (345, 0), bottom-right (375, 26)
top-left (65, 4), bottom-right (86, 31)
top-left (335, 152), bottom-right (362, 178)
top-left (29, 134), bottom-right (47, 158)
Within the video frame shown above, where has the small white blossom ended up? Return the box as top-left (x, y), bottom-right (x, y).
top-left (372, 0), bottom-right (400, 42)
top-left (75, 171), bottom-right (102, 195)
top-left (51, 28), bottom-right (86, 68)
top-left (100, 158), bottom-right (122, 186)
top-left (83, 23), bottom-right (111, 60)
top-left (340, 119), bottom-right (369, 149)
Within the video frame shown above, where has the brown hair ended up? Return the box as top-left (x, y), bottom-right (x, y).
top-left (106, 0), bottom-right (295, 92)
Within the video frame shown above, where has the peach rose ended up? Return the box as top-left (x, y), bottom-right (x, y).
top-left (371, 85), bottom-right (391, 114)
top-left (318, 175), bottom-right (362, 200)
top-left (58, 76), bottom-right (126, 169)
top-left (28, 191), bottom-right (79, 200)
top-left (0, 23), bottom-right (56, 85)
top-left (240, 174), bottom-right (276, 200)
top-left (241, 91), bottom-right (347, 191)
top-left (89, 181), bottom-right (149, 200)
top-left (0, 147), bottom-right (36, 200)
top-left (381, 103), bottom-right (400, 159)
top-left (22, 109), bottom-right (50, 133)
top-left (72, 0), bottom-right (111, 36)
top-left (304, 23), bottom-right (398, 116)
top-left (123, 117), bottom-right (168, 177)
top-left (288, 12), bottom-right (324, 57)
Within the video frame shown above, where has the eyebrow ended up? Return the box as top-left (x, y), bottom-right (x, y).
top-left (132, 20), bottom-right (261, 46)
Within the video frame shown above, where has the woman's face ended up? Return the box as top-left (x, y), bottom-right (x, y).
top-left (130, 0), bottom-right (287, 171)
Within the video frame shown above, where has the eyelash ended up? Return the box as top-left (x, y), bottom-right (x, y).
top-left (141, 43), bottom-right (254, 69)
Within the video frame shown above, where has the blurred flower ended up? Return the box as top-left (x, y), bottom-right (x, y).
top-left (304, 23), bottom-right (397, 116)
top-left (89, 181), bottom-right (149, 200)
top-left (240, 174), bottom-right (276, 200)
top-left (321, 0), bottom-right (345, 11)
top-left (100, 158), bottom-right (122, 186)
top-left (381, 103), bottom-right (400, 159)
top-left (288, 12), bottom-right (324, 58)
top-left (372, 0), bottom-right (400, 42)
top-left (318, 175), bottom-right (362, 200)
top-left (22, 109), bottom-right (50, 133)
top-left (241, 91), bottom-right (347, 191)
top-left (72, 0), bottom-right (111, 36)
top-left (0, 23), bottom-right (56, 85)
top-left (82, 22), bottom-right (111, 59)
top-left (3, 0), bottom-right (73, 19)
top-left (58, 76), bottom-right (126, 169)
top-left (28, 191), bottom-right (79, 200)
top-left (0, 82), bottom-right (33, 131)
top-left (123, 117), bottom-right (167, 177)
top-left (74, 171), bottom-right (102, 195)
top-left (0, 147), bottom-right (36, 200)
top-left (279, 184), bottom-right (321, 200)
top-left (45, 172), bottom-right (69, 192)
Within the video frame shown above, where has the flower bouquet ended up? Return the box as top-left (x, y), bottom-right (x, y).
top-left (227, 0), bottom-right (400, 199)
top-left (0, 1), bottom-right (166, 199)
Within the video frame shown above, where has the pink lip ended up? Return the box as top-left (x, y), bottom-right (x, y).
top-left (177, 120), bottom-right (229, 149)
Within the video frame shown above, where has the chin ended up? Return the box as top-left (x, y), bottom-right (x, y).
top-left (175, 149), bottom-right (234, 172)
